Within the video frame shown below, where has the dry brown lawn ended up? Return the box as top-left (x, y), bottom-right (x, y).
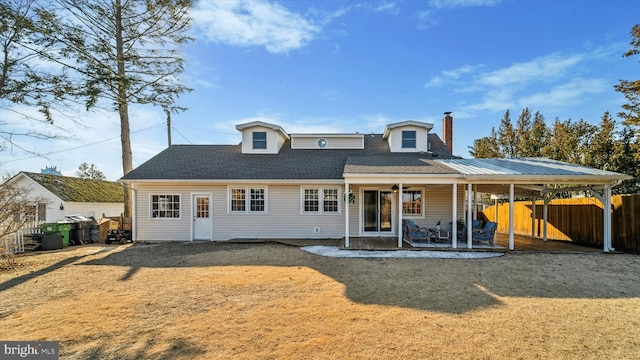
top-left (1, 241), bottom-right (639, 359)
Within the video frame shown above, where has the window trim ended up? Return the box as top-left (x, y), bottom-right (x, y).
top-left (401, 188), bottom-right (424, 218)
top-left (228, 186), bottom-right (268, 214)
top-left (149, 194), bottom-right (182, 220)
top-left (252, 131), bottom-right (267, 150)
top-left (401, 130), bottom-right (417, 149)
top-left (300, 187), bottom-right (341, 215)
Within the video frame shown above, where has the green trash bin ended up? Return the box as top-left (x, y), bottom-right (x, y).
top-left (41, 222), bottom-right (72, 246)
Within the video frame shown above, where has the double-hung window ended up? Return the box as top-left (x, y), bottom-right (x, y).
top-left (402, 189), bottom-right (422, 216)
top-left (302, 187), bottom-right (340, 214)
top-left (151, 194), bottom-right (181, 218)
top-left (229, 187), bottom-right (267, 213)
top-left (402, 130), bottom-right (416, 149)
top-left (253, 131), bottom-right (267, 149)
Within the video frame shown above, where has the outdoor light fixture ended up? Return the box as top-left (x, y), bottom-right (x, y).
top-left (391, 184), bottom-right (399, 193)
top-left (60, 203), bottom-right (64, 210)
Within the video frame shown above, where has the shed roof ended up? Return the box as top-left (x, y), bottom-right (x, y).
top-left (15, 172), bottom-right (125, 202)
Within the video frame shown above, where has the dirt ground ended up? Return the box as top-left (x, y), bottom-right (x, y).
top-left (1, 241), bottom-right (640, 359)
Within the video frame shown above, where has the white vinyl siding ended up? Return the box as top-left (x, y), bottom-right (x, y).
top-left (387, 126), bottom-right (429, 153)
top-left (290, 135), bottom-right (364, 149)
top-left (240, 125), bottom-right (286, 154)
top-left (133, 184), bottom-right (346, 241)
top-left (64, 202), bottom-right (124, 219)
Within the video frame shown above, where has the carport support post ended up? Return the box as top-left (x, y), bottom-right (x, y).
top-left (604, 185), bottom-right (613, 252)
top-left (509, 183), bottom-right (515, 250)
top-left (531, 197), bottom-right (537, 238)
top-left (398, 183), bottom-right (404, 248)
top-left (589, 187), bottom-right (614, 252)
top-left (345, 183), bottom-right (350, 248)
top-left (543, 193), bottom-right (550, 242)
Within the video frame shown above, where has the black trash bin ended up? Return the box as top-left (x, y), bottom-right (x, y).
top-left (41, 234), bottom-right (63, 250)
top-left (69, 220), bottom-right (94, 245)
top-left (90, 224), bottom-right (100, 243)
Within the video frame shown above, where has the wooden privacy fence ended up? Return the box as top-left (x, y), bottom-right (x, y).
top-left (480, 194), bottom-right (640, 252)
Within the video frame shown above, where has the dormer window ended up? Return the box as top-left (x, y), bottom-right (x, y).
top-left (253, 131), bottom-right (267, 149)
top-left (402, 130), bottom-right (416, 148)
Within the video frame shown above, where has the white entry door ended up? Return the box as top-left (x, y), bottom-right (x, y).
top-left (193, 195), bottom-right (211, 240)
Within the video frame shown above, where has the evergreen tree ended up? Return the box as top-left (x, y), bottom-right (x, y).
top-left (514, 107), bottom-right (533, 157)
top-left (543, 118), bottom-right (595, 165)
top-left (528, 111), bottom-right (549, 157)
top-left (584, 112), bottom-right (616, 170)
top-left (0, 0), bottom-right (72, 155)
top-left (469, 127), bottom-right (500, 158)
top-left (76, 162), bottom-right (106, 180)
top-left (611, 123), bottom-right (640, 194)
top-left (497, 110), bottom-right (517, 158)
top-left (614, 24), bottom-right (640, 131)
top-left (42, 0), bottom-right (193, 216)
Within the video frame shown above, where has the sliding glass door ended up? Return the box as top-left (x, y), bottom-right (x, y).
top-left (363, 190), bottom-right (393, 233)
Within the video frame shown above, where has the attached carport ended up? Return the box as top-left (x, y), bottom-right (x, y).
top-left (438, 158), bottom-right (632, 252)
top-left (343, 157), bottom-right (631, 252)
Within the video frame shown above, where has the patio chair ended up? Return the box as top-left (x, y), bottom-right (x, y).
top-left (403, 219), bottom-right (430, 244)
top-left (472, 221), bottom-right (498, 245)
top-left (432, 229), bottom-right (451, 243)
top-left (457, 219), bottom-right (484, 240)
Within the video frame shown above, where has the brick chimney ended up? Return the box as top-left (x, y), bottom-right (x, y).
top-left (442, 111), bottom-right (453, 154)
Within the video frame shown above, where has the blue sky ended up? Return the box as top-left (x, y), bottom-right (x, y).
top-left (2, 0), bottom-right (639, 180)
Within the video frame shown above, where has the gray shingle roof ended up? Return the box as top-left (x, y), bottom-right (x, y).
top-left (121, 134), bottom-right (455, 181)
top-left (344, 156), bottom-right (457, 174)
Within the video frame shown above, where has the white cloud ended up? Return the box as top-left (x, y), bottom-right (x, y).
top-left (373, 1), bottom-right (400, 14)
top-left (517, 78), bottom-right (609, 110)
top-left (425, 65), bottom-right (480, 87)
top-left (415, 10), bottom-right (438, 30)
top-left (429, 0), bottom-right (503, 9)
top-left (424, 76), bottom-right (444, 88)
top-left (465, 89), bottom-right (516, 112)
top-left (192, 0), bottom-right (322, 54)
top-left (477, 53), bottom-right (585, 87)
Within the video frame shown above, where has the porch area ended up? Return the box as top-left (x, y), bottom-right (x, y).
top-left (339, 233), bottom-right (603, 252)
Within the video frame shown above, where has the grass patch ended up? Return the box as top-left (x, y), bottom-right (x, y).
top-left (0, 242), bottom-right (639, 359)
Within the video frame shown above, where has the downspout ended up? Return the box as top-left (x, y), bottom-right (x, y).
top-left (131, 184), bottom-right (137, 242)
